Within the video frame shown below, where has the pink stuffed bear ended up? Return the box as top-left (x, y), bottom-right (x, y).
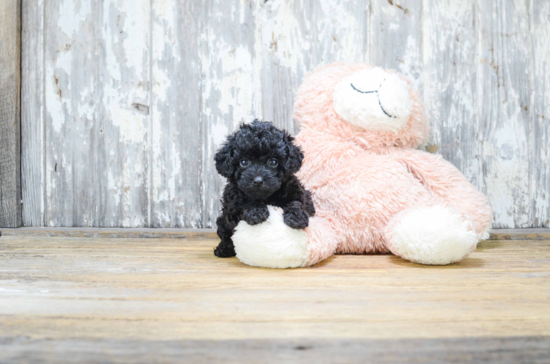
top-left (232, 63), bottom-right (492, 268)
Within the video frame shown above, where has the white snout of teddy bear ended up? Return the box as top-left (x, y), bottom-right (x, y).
top-left (232, 205), bottom-right (309, 269)
top-left (333, 67), bottom-right (413, 133)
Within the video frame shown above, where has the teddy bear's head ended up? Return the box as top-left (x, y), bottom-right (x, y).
top-left (293, 63), bottom-right (428, 149)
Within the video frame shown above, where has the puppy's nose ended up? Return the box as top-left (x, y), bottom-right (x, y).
top-left (253, 176), bottom-right (263, 185)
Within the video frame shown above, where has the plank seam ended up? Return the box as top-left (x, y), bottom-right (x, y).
top-left (1, 228), bottom-right (549, 241)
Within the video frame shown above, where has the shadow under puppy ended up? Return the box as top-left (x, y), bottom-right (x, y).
top-left (214, 120), bottom-right (315, 258)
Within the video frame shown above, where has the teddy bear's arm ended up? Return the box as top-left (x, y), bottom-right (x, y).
top-left (395, 149), bottom-right (493, 237)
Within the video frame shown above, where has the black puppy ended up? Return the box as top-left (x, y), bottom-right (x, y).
top-left (213, 120), bottom-right (315, 258)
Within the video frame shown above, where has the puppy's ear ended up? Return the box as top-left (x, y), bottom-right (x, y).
top-left (284, 135), bottom-right (304, 174)
top-left (214, 142), bottom-right (235, 178)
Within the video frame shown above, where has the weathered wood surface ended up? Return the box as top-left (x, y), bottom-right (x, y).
top-left (20, 0), bottom-right (43, 228)
top-left (0, 236), bottom-right (549, 362)
top-left (20, 0), bottom-right (550, 228)
top-left (0, 0), bottom-right (21, 228)
top-left (532, 0), bottom-right (550, 229)
top-left (3, 337), bottom-right (550, 364)
top-left (2, 227), bottom-right (550, 241)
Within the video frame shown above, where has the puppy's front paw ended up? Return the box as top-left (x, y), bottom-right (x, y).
top-left (243, 207), bottom-right (269, 225)
top-left (283, 209), bottom-right (309, 229)
top-left (214, 241), bottom-right (236, 258)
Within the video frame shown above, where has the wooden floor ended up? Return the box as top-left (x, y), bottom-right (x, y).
top-left (0, 233), bottom-right (549, 363)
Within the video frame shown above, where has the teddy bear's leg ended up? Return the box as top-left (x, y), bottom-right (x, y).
top-left (232, 206), bottom-right (339, 268)
top-left (384, 203), bottom-right (479, 265)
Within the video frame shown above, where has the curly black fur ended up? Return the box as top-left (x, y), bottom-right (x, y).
top-left (213, 120), bottom-right (315, 258)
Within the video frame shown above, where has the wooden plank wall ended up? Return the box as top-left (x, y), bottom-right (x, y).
top-left (20, 0), bottom-right (550, 229)
top-left (0, 0), bottom-right (21, 228)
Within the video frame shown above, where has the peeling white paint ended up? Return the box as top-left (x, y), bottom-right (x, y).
top-left (58, 0), bottom-right (91, 37)
top-left (46, 50), bottom-right (73, 134)
top-left (120, 3), bottom-right (148, 76)
top-left (110, 106), bottom-right (148, 144)
top-left (46, 75), bottom-right (66, 134)
top-left (152, 64), bottom-right (171, 103)
top-left (211, 123), bottom-right (229, 147)
top-left (259, 0), bottom-right (309, 74)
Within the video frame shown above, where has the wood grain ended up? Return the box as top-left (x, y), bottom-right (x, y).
top-left (422, 1), bottom-right (480, 189)
top-left (0, 235), bottom-right (549, 361)
top-left (97, 0), bottom-right (151, 228)
top-left (0, 0), bottom-right (21, 228)
top-left (42, 1), bottom-right (152, 227)
top-left (150, 0), bottom-right (203, 228)
top-left (370, 0), bottom-right (422, 88)
top-left (21, 0), bottom-right (44, 227)
top-left (43, 1), bottom-right (97, 226)
top-left (478, 0), bottom-right (533, 228)
top-left (19, 0), bottom-right (550, 228)
top-left (531, 0), bottom-right (550, 228)
top-left (3, 337), bottom-right (550, 363)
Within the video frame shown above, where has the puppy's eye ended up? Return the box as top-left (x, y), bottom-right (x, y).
top-left (240, 159), bottom-right (250, 168)
top-left (268, 159), bottom-right (278, 168)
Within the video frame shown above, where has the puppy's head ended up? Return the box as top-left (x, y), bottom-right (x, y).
top-left (215, 120), bottom-right (304, 200)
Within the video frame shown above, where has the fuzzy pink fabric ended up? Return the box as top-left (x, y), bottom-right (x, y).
top-left (293, 63), bottom-right (493, 266)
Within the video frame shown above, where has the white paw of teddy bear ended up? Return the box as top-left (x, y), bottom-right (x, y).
top-left (388, 205), bottom-right (479, 265)
top-left (232, 205), bottom-right (308, 269)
